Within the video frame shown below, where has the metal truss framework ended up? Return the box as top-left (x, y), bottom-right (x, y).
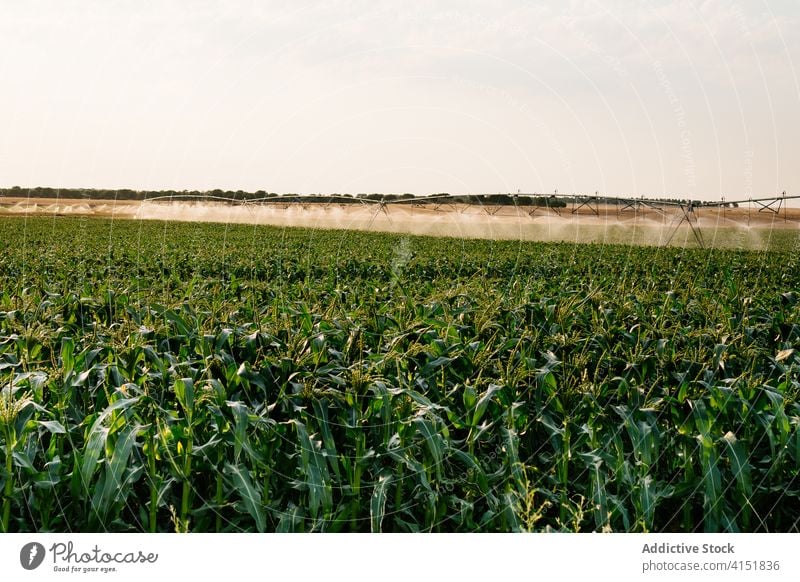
top-left (141, 191), bottom-right (798, 248)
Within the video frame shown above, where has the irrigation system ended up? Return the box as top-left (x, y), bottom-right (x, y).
top-left (140, 190), bottom-right (799, 248)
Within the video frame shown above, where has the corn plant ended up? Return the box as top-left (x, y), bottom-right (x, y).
top-left (0, 216), bottom-right (798, 531)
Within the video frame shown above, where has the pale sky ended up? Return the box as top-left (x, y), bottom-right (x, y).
top-left (1, 1), bottom-right (798, 200)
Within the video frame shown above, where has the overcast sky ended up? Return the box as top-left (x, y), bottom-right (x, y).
top-left (1, 1), bottom-right (797, 200)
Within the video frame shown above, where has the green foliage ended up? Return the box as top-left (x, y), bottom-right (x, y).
top-left (0, 217), bottom-right (798, 532)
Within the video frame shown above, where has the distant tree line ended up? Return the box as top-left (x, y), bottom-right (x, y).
top-left (0, 187), bottom-right (416, 203)
top-left (4, 187), bottom-right (735, 208)
top-left (0, 187), bottom-right (566, 207)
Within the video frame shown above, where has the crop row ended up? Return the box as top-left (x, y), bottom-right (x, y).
top-left (1, 217), bottom-right (799, 531)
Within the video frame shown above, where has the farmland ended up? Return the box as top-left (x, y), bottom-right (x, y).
top-left (1, 216), bottom-right (799, 532)
top-left (2, 195), bottom-right (800, 250)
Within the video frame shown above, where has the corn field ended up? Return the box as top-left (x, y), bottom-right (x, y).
top-left (1, 216), bottom-right (799, 532)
